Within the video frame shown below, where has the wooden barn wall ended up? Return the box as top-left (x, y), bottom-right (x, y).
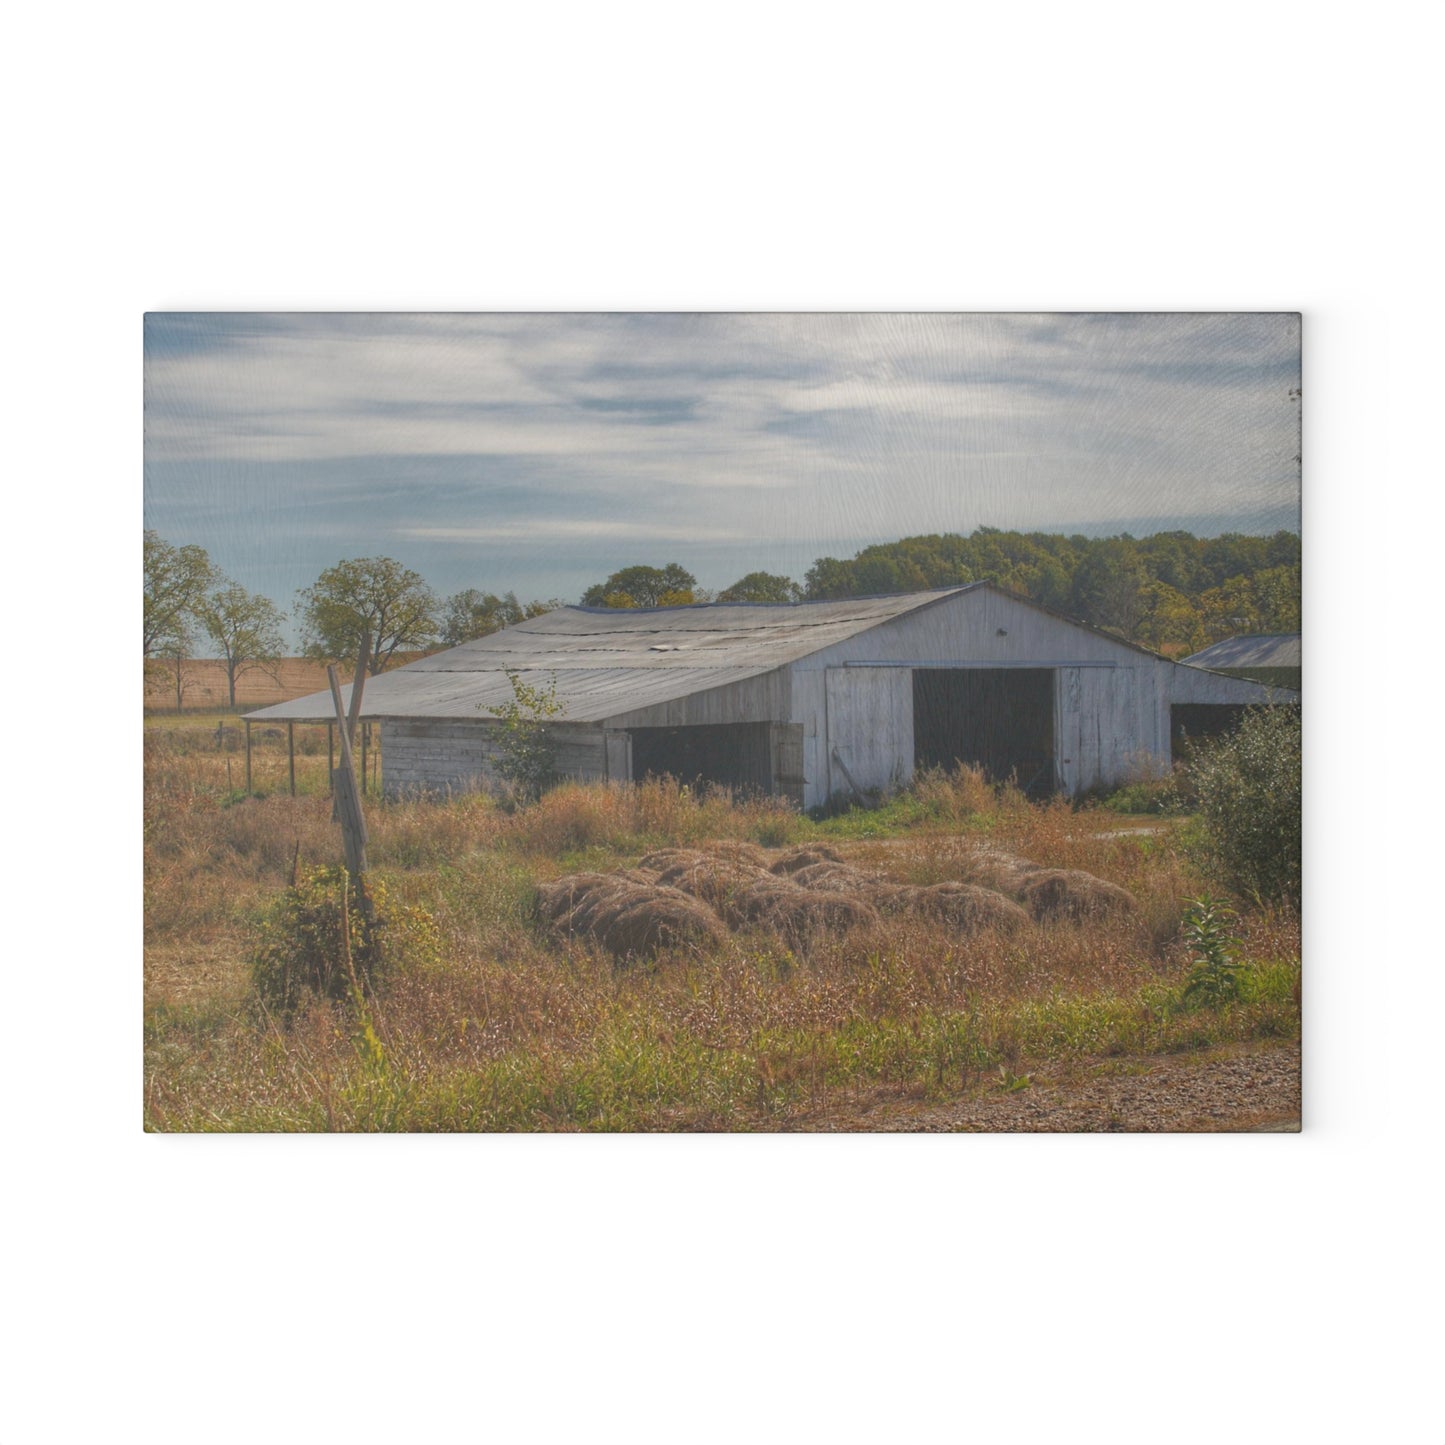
top-left (600, 669), bottom-right (790, 730)
top-left (794, 593), bottom-right (1293, 801)
top-left (380, 719), bottom-right (607, 798)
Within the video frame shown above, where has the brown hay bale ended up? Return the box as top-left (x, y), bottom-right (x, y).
top-left (562, 878), bottom-right (645, 933)
top-left (617, 867), bottom-right (663, 886)
top-left (1016, 868), bottom-right (1138, 923)
top-left (720, 879), bottom-right (879, 939)
top-left (592, 886), bottom-right (728, 958)
top-left (788, 860), bottom-right (876, 893)
top-left (717, 879), bottom-right (803, 930)
top-left (898, 882), bottom-right (1031, 935)
top-left (769, 890), bottom-right (881, 939)
top-left (654, 856), bottom-right (766, 909)
top-left (705, 840), bottom-right (770, 869)
top-left (533, 872), bottom-right (616, 923)
top-left (635, 848), bottom-right (708, 875)
top-left (863, 882), bottom-right (913, 913)
top-left (953, 849), bottom-right (1043, 897)
top-left (768, 844), bottom-right (846, 875)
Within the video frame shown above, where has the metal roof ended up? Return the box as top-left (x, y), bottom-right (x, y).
top-left (244, 587), bottom-right (975, 724)
top-left (1181, 634), bottom-right (1301, 670)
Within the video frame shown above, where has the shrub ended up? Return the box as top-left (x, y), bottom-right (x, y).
top-left (251, 866), bottom-right (440, 1017)
top-left (1100, 770), bottom-right (1194, 815)
top-left (486, 670), bottom-right (564, 801)
top-left (1190, 707), bottom-right (1301, 904)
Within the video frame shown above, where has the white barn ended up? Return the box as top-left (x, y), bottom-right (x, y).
top-left (246, 584), bottom-right (1297, 807)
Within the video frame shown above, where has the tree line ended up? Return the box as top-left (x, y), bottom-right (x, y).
top-left (144, 524), bottom-right (1302, 704)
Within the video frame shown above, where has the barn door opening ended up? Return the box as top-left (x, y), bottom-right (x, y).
top-left (1170, 703), bottom-right (1251, 759)
top-left (629, 723), bottom-right (773, 796)
top-left (913, 668), bottom-right (1055, 797)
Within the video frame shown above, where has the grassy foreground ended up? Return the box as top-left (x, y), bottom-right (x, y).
top-left (143, 725), bottom-right (1300, 1131)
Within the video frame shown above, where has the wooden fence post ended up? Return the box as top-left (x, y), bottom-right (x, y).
top-left (327, 664), bottom-right (369, 877)
top-left (244, 719), bottom-right (252, 796)
top-left (288, 720), bottom-right (296, 797)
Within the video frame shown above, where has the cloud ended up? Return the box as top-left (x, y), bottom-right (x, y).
top-left (143, 312), bottom-right (1301, 620)
top-left (403, 520), bottom-right (748, 543)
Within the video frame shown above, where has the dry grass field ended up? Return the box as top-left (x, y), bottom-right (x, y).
top-left (143, 718), bottom-right (1301, 1131)
top-left (144, 656), bottom-right (334, 711)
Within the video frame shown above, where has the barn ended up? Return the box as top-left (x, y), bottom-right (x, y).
top-left (245, 584), bottom-right (1298, 807)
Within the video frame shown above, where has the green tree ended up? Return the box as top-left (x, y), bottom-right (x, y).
top-left (802, 556), bottom-right (856, 600)
top-left (1135, 580), bottom-right (1205, 656)
top-left (441, 589), bottom-right (555, 647)
top-left (1252, 564), bottom-right (1302, 634)
top-left (196, 580), bottom-right (287, 708)
top-left (143, 530), bottom-right (214, 657)
top-left (718, 571), bottom-right (803, 603)
top-left (581, 563), bottom-right (697, 608)
top-left (1070, 540), bottom-right (1148, 636)
top-left (1198, 576), bottom-right (1263, 643)
top-left (297, 557), bottom-right (439, 674)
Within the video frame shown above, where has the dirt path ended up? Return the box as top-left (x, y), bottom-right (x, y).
top-left (788, 1041), bottom-right (1300, 1132)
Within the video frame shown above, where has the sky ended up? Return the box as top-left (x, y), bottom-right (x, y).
top-left (144, 312), bottom-right (1301, 644)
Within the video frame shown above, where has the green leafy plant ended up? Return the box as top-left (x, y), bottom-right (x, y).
top-left (486, 669), bottom-right (565, 801)
top-left (1190, 706), bottom-right (1301, 905)
top-left (251, 865), bottom-right (440, 1018)
top-left (1180, 895), bottom-right (1246, 1009)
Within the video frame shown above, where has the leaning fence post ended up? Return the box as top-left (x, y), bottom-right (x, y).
top-left (327, 665), bottom-right (369, 878)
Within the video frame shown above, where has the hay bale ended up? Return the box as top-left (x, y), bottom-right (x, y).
top-left (654, 856), bottom-right (767, 908)
top-left (897, 882), bottom-right (1031, 934)
top-left (1015, 869), bottom-right (1137, 923)
top-left (636, 848), bottom-right (708, 875)
top-left (533, 872), bottom-right (616, 923)
top-left (592, 887), bottom-right (728, 958)
top-left (720, 879), bottom-right (880, 939)
top-left (769, 890), bottom-right (881, 939)
top-left (788, 860), bottom-right (876, 893)
top-left (718, 879), bottom-right (804, 931)
top-left (705, 840), bottom-right (770, 869)
top-left (562, 877), bottom-right (645, 933)
top-left (953, 849), bottom-right (1042, 895)
top-left (768, 844), bottom-right (846, 876)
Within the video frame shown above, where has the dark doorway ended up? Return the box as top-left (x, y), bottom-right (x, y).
top-left (629, 723), bottom-right (773, 796)
top-left (913, 668), bottom-right (1055, 796)
top-left (1170, 704), bottom-right (1250, 758)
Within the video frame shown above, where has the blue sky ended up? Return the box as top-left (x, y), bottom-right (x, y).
top-left (144, 312), bottom-right (1301, 643)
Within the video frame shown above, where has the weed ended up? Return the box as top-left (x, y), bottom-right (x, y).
top-left (1180, 895), bottom-right (1246, 1009)
top-left (250, 865), bottom-right (440, 1019)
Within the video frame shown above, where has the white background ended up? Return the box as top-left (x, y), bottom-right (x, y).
top-left (4, 3), bottom-right (1440, 1443)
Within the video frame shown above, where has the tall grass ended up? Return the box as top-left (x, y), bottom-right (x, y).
top-left (144, 734), bottom-right (1299, 1131)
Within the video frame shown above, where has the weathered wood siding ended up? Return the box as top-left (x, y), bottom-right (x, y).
top-left (788, 589), bottom-right (1296, 805)
top-left (380, 719), bottom-right (607, 798)
top-left (602, 669), bottom-right (790, 730)
top-left (822, 667), bottom-right (913, 797)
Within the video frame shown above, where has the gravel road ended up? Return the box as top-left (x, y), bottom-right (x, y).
top-left (790, 1041), bottom-right (1301, 1133)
